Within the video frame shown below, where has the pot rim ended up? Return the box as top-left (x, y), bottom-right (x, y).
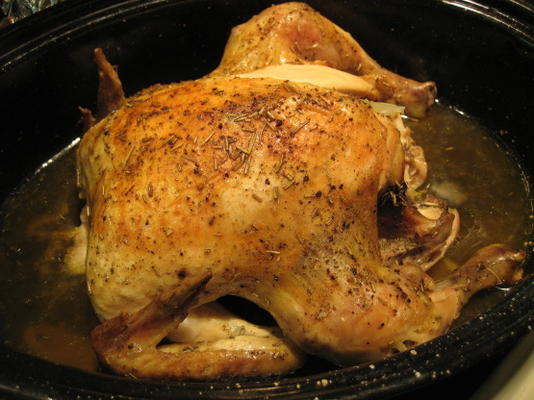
top-left (0, 1), bottom-right (532, 399)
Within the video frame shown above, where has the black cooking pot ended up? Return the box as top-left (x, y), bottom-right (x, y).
top-left (0, 0), bottom-right (532, 399)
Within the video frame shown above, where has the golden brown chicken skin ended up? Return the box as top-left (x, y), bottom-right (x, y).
top-left (80, 76), bottom-right (405, 327)
top-left (79, 76), bottom-right (523, 379)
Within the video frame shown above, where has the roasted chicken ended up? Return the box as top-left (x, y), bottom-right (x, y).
top-left (76, 2), bottom-right (524, 379)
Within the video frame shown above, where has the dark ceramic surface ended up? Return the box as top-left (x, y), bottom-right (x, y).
top-left (0, 1), bottom-right (532, 399)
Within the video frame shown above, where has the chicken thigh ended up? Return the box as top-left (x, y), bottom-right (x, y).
top-left (78, 3), bottom-right (525, 380)
top-left (211, 2), bottom-right (437, 117)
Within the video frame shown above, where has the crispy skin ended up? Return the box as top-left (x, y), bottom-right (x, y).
top-left (79, 77), bottom-right (406, 323)
top-left (94, 48), bottom-right (125, 120)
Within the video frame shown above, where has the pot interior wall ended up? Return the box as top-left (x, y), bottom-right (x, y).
top-left (0, 0), bottom-right (532, 399)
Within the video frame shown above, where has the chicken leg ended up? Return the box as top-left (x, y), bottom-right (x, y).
top-left (211, 2), bottom-right (436, 117)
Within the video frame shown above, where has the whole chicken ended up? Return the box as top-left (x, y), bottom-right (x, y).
top-left (77, 2), bottom-right (524, 379)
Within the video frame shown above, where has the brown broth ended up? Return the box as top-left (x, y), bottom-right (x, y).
top-left (0, 141), bottom-right (99, 371)
top-left (0, 104), bottom-right (530, 372)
